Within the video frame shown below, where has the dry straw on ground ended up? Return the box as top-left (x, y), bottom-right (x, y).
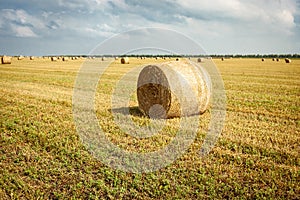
top-left (137, 60), bottom-right (211, 118)
top-left (121, 57), bottom-right (129, 64)
top-left (1, 56), bottom-right (12, 64)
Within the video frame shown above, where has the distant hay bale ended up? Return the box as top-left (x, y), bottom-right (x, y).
top-left (285, 58), bottom-right (291, 63)
top-left (262, 58), bottom-right (265, 61)
top-left (121, 57), bottom-right (129, 64)
top-left (276, 58), bottom-right (280, 62)
top-left (51, 57), bottom-right (58, 61)
top-left (175, 58), bottom-right (180, 61)
top-left (18, 56), bottom-right (24, 60)
top-left (30, 56), bottom-right (34, 60)
top-left (62, 57), bottom-right (69, 61)
top-left (198, 58), bottom-right (203, 62)
top-left (1, 56), bottom-right (12, 64)
top-left (137, 60), bottom-right (211, 118)
top-left (272, 58), bottom-right (275, 61)
top-left (101, 57), bottom-right (105, 61)
top-left (221, 57), bottom-right (225, 61)
top-left (115, 57), bottom-right (119, 60)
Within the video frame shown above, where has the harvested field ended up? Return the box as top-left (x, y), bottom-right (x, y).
top-left (0, 57), bottom-right (299, 199)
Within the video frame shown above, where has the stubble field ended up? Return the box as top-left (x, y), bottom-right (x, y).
top-left (0, 57), bottom-right (299, 199)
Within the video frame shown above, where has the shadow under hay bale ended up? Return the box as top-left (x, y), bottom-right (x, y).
top-left (137, 60), bottom-right (211, 119)
top-left (110, 107), bottom-right (144, 118)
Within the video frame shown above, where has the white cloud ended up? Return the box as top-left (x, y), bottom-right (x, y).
top-left (0, 0), bottom-right (299, 55)
top-left (0, 9), bottom-right (47, 37)
top-left (11, 25), bottom-right (38, 37)
top-left (176, 0), bottom-right (297, 28)
top-left (2, 9), bottom-right (45, 29)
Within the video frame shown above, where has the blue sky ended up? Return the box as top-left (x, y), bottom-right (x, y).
top-left (0, 0), bottom-right (299, 56)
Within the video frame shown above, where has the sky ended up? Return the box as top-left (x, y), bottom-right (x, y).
top-left (0, 0), bottom-right (299, 56)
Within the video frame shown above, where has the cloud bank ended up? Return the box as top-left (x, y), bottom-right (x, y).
top-left (0, 0), bottom-right (299, 55)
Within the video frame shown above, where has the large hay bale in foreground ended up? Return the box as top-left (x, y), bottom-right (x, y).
top-left (1, 56), bottom-right (12, 64)
top-left (121, 57), bottom-right (129, 64)
top-left (137, 61), bottom-right (211, 118)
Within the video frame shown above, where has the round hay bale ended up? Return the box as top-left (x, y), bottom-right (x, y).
top-left (30, 56), bottom-right (34, 60)
top-left (262, 58), bottom-right (265, 62)
top-left (51, 57), bottom-right (58, 61)
top-left (18, 56), bottom-right (24, 60)
top-left (272, 58), bottom-right (275, 61)
top-left (175, 58), bottom-right (180, 61)
top-left (221, 57), bottom-right (225, 61)
top-left (198, 58), bottom-right (203, 62)
top-left (285, 58), bottom-right (291, 63)
top-left (1, 56), bottom-right (12, 64)
top-left (121, 57), bottom-right (129, 64)
top-left (62, 57), bottom-right (69, 61)
top-left (137, 60), bottom-right (211, 118)
top-left (276, 58), bottom-right (280, 62)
